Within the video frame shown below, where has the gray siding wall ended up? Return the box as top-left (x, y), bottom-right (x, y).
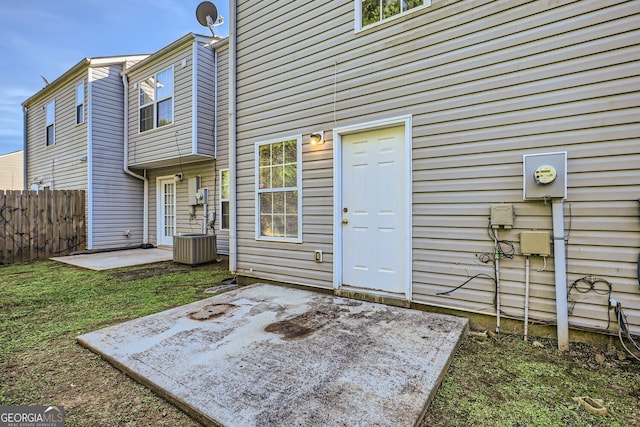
top-left (25, 72), bottom-right (88, 191)
top-left (214, 45), bottom-right (230, 254)
top-left (90, 65), bottom-right (144, 249)
top-left (127, 38), bottom-right (214, 167)
top-left (235, 0), bottom-right (640, 334)
top-left (196, 42), bottom-right (216, 158)
top-left (143, 43), bottom-right (229, 254)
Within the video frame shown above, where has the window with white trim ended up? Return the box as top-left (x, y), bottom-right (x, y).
top-left (139, 67), bottom-right (174, 132)
top-left (220, 169), bottom-right (230, 230)
top-left (45, 101), bottom-right (55, 146)
top-left (356, 0), bottom-right (431, 30)
top-left (76, 82), bottom-right (84, 125)
top-left (255, 137), bottom-right (301, 241)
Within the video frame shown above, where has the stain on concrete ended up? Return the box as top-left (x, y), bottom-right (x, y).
top-left (264, 309), bottom-right (338, 341)
top-left (188, 303), bottom-right (236, 321)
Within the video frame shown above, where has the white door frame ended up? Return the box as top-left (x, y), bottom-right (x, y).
top-left (332, 115), bottom-right (413, 300)
top-left (156, 175), bottom-right (177, 246)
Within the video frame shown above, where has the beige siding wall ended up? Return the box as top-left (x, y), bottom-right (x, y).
top-left (147, 160), bottom-right (228, 254)
top-left (90, 64), bottom-right (145, 249)
top-left (0, 151), bottom-right (24, 190)
top-left (127, 38), bottom-right (214, 167)
top-left (235, 0), bottom-right (640, 334)
top-left (25, 71), bottom-right (88, 191)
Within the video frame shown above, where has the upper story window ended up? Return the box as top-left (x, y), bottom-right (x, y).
top-left (356, 0), bottom-right (431, 30)
top-left (139, 67), bottom-right (174, 132)
top-left (45, 101), bottom-right (55, 146)
top-left (220, 169), bottom-right (230, 230)
top-left (76, 82), bottom-right (85, 125)
top-left (255, 137), bottom-right (302, 242)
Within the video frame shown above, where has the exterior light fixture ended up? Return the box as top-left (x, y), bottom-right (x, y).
top-left (310, 131), bottom-right (324, 145)
top-left (175, 173), bottom-right (184, 182)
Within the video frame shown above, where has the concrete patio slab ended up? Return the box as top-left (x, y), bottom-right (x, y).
top-left (51, 248), bottom-right (173, 270)
top-left (78, 283), bottom-right (468, 426)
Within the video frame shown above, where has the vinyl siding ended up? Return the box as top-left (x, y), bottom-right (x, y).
top-left (214, 44), bottom-right (230, 254)
top-left (0, 151), bottom-right (24, 190)
top-left (25, 72), bottom-right (89, 191)
top-left (196, 42), bottom-right (216, 158)
top-left (234, 0), bottom-right (640, 334)
top-left (90, 64), bottom-right (144, 249)
top-left (126, 36), bottom-right (215, 168)
top-left (140, 40), bottom-right (229, 255)
top-left (147, 160), bottom-right (228, 254)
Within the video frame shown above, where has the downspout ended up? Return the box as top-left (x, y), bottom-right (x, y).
top-left (214, 48), bottom-right (218, 159)
top-left (22, 106), bottom-right (28, 190)
top-left (211, 46), bottom-right (219, 234)
top-left (122, 72), bottom-right (149, 244)
top-left (229, 1), bottom-right (238, 272)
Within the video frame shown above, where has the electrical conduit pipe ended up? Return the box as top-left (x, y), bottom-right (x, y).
top-left (552, 199), bottom-right (569, 351)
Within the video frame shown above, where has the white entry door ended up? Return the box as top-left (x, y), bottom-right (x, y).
top-left (157, 178), bottom-right (176, 246)
top-left (341, 125), bottom-right (408, 294)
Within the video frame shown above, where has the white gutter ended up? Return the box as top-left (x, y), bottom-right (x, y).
top-left (192, 41), bottom-right (198, 154)
top-left (122, 72), bottom-right (149, 244)
top-left (229, 1), bottom-right (238, 272)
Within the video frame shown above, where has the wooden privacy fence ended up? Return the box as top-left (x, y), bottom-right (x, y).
top-left (0, 190), bottom-right (86, 264)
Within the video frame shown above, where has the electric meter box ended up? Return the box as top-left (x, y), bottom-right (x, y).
top-left (523, 152), bottom-right (567, 200)
top-left (188, 176), bottom-right (201, 206)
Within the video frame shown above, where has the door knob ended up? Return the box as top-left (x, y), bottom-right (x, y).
top-left (342, 218), bottom-right (348, 224)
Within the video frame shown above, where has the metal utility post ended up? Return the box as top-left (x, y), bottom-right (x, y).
top-left (552, 199), bottom-right (569, 351)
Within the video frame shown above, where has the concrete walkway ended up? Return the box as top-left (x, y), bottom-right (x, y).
top-left (51, 248), bottom-right (173, 270)
top-left (78, 283), bottom-right (468, 426)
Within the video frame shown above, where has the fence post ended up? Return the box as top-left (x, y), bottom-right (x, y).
top-left (29, 190), bottom-right (37, 262)
top-left (0, 190), bottom-right (5, 264)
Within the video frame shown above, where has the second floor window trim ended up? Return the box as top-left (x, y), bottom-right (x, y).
top-left (138, 67), bottom-right (174, 133)
top-left (45, 101), bottom-right (55, 146)
top-left (76, 82), bottom-right (85, 125)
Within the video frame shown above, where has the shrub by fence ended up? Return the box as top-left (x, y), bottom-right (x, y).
top-left (0, 190), bottom-right (86, 264)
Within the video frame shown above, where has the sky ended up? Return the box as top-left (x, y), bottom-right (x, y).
top-left (0, 0), bottom-right (229, 155)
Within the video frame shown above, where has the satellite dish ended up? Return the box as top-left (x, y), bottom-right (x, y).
top-left (196, 2), bottom-right (223, 36)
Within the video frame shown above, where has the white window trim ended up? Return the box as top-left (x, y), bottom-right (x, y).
top-left (254, 135), bottom-right (303, 243)
top-left (219, 168), bottom-right (230, 230)
top-left (138, 66), bottom-right (174, 133)
top-left (354, 0), bottom-right (432, 32)
top-left (76, 82), bottom-right (85, 125)
top-left (45, 100), bottom-right (55, 146)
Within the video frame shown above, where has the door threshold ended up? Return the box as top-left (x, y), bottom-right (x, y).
top-left (335, 286), bottom-right (410, 308)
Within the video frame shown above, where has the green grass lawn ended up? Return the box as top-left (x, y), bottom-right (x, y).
top-left (0, 259), bottom-right (229, 426)
top-left (1, 259), bottom-right (640, 426)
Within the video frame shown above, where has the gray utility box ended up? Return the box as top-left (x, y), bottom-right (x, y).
top-left (173, 234), bottom-right (217, 265)
top-left (523, 151), bottom-right (567, 200)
